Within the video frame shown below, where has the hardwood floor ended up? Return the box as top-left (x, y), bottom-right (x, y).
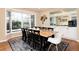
top-left (0, 42), bottom-right (12, 51)
top-left (0, 37), bottom-right (79, 51)
top-left (63, 38), bottom-right (79, 51)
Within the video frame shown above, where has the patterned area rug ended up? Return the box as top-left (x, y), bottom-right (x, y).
top-left (8, 37), bottom-right (36, 51)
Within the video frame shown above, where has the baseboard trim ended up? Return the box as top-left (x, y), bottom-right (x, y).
top-left (0, 39), bottom-right (9, 43)
top-left (0, 36), bottom-right (22, 43)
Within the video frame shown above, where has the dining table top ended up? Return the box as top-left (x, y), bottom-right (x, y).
top-left (40, 30), bottom-right (54, 38)
top-left (28, 28), bottom-right (54, 38)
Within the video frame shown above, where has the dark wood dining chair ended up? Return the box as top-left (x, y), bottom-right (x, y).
top-left (21, 28), bottom-right (26, 42)
top-left (27, 29), bottom-right (32, 44)
top-left (25, 28), bottom-right (29, 43)
top-left (33, 30), bottom-right (44, 50)
top-left (48, 28), bottom-right (53, 31)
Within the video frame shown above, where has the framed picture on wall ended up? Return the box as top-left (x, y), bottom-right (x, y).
top-left (56, 15), bottom-right (69, 26)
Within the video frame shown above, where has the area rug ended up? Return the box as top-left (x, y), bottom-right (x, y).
top-left (8, 37), bottom-right (36, 51)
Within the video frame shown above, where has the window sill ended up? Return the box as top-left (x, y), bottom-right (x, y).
top-left (6, 30), bottom-right (21, 35)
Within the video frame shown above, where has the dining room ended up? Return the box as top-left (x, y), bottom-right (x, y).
top-left (0, 8), bottom-right (79, 51)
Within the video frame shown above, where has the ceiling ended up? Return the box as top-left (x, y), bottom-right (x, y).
top-left (17, 8), bottom-right (77, 13)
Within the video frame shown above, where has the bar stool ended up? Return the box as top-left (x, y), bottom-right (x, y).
top-left (48, 33), bottom-right (62, 51)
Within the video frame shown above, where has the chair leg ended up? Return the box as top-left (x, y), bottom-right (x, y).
top-left (48, 44), bottom-right (52, 51)
top-left (56, 44), bottom-right (58, 51)
top-left (22, 36), bottom-right (24, 41)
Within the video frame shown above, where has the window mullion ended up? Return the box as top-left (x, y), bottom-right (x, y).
top-left (10, 14), bottom-right (12, 33)
top-left (21, 13), bottom-right (23, 28)
top-left (29, 17), bottom-right (31, 28)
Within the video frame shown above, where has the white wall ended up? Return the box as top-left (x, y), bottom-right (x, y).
top-left (39, 11), bottom-right (50, 27)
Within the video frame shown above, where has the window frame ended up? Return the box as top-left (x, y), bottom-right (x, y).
top-left (5, 9), bottom-right (36, 34)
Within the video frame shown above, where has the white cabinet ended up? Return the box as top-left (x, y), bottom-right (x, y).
top-left (54, 26), bottom-right (77, 40)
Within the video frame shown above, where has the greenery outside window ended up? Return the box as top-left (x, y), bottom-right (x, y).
top-left (6, 11), bottom-right (35, 33)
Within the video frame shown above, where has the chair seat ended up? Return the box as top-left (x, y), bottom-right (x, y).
top-left (48, 37), bottom-right (61, 44)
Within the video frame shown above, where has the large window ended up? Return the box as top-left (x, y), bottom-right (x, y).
top-left (6, 10), bottom-right (35, 33)
top-left (50, 17), bottom-right (56, 26)
top-left (22, 14), bottom-right (31, 28)
top-left (11, 12), bottom-right (22, 30)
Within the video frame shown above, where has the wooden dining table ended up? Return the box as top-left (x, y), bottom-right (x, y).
top-left (40, 30), bottom-right (54, 38)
